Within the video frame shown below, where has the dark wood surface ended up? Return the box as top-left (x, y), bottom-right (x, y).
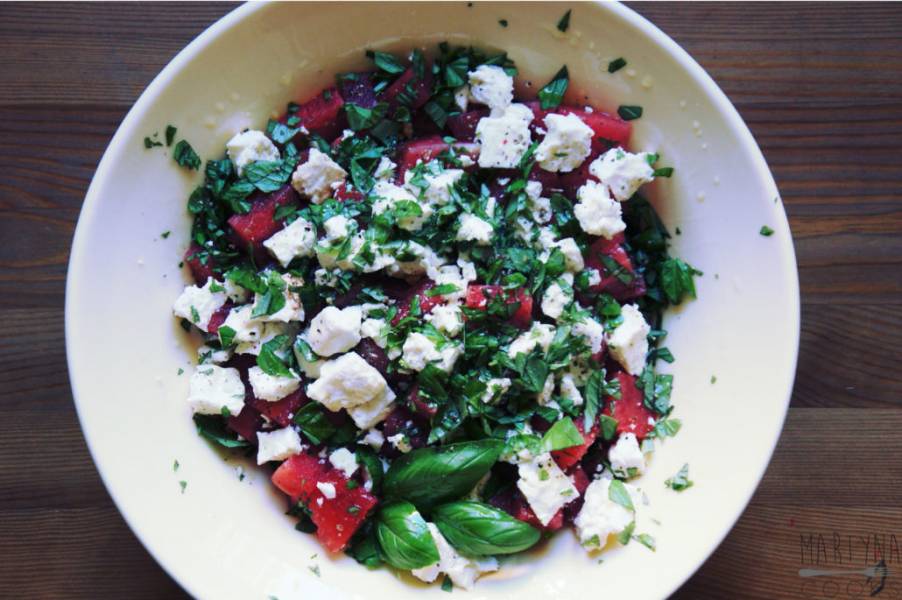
top-left (1, 2), bottom-right (900, 598)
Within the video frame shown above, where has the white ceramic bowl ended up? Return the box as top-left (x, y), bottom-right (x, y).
top-left (66, 2), bottom-right (799, 599)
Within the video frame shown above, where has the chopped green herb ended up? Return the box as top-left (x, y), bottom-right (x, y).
top-left (608, 57), bottom-right (627, 73)
top-left (173, 459), bottom-right (179, 471)
top-left (143, 136), bottom-right (162, 149)
top-left (498, 19), bottom-right (509, 27)
top-left (636, 533), bottom-right (656, 551)
top-left (179, 480), bottom-right (187, 494)
top-left (556, 9), bottom-right (572, 32)
top-left (654, 166), bottom-right (674, 178)
top-left (710, 375), bottom-right (717, 384)
top-left (608, 479), bottom-right (634, 511)
top-left (160, 230), bottom-right (171, 239)
top-left (617, 105), bottom-right (643, 121)
top-left (537, 66), bottom-right (569, 110)
top-left (173, 140), bottom-right (201, 170)
top-left (165, 125), bottom-right (177, 147)
top-left (177, 368), bottom-right (184, 375)
top-left (441, 575), bottom-right (453, 592)
top-left (308, 564), bottom-right (321, 577)
top-left (759, 225), bottom-right (774, 236)
top-left (665, 463), bottom-right (693, 491)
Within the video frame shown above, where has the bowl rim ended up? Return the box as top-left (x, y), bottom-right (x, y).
top-left (65, 2), bottom-right (800, 598)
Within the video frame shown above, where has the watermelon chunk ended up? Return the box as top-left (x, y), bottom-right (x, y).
top-left (395, 136), bottom-right (480, 174)
top-left (227, 185), bottom-right (300, 265)
top-left (556, 106), bottom-right (632, 148)
top-left (272, 453), bottom-right (378, 552)
top-left (446, 108), bottom-right (489, 141)
top-left (489, 486), bottom-right (564, 532)
top-left (603, 372), bottom-right (656, 440)
top-left (333, 182), bottom-right (364, 203)
top-left (381, 67), bottom-right (433, 111)
top-left (391, 279), bottom-right (444, 325)
top-left (584, 233), bottom-right (646, 301)
top-left (292, 87), bottom-right (346, 141)
top-left (551, 419), bottom-right (599, 470)
top-left (206, 302), bottom-right (233, 335)
top-left (184, 243), bottom-right (218, 284)
top-left (464, 285), bottom-right (533, 329)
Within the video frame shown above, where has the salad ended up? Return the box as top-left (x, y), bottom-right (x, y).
top-left (170, 43), bottom-right (697, 590)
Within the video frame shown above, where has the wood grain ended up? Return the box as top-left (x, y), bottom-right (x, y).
top-left (0, 2), bottom-right (900, 599)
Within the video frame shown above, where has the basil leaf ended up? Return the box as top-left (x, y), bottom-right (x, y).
top-left (173, 140), bottom-right (201, 170)
top-left (665, 463), bottom-right (693, 491)
top-left (425, 283), bottom-right (459, 297)
top-left (257, 336), bottom-right (292, 377)
top-left (192, 414), bottom-right (248, 448)
top-left (432, 501), bottom-right (540, 556)
top-left (346, 521), bottom-right (383, 568)
top-left (583, 370), bottom-right (605, 430)
top-left (537, 66), bottom-right (569, 110)
top-left (651, 417), bottom-right (681, 439)
top-left (608, 58), bottom-right (627, 73)
top-left (345, 102), bottom-right (389, 131)
top-left (383, 439), bottom-right (504, 510)
top-left (218, 325), bottom-right (236, 347)
top-left (540, 417), bottom-right (583, 452)
top-left (165, 125), bottom-right (177, 147)
top-left (368, 50), bottom-right (406, 75)
top-left (244, 158), bottom-right (296, 193)
top-left (660, 257), bottom-right (700, 304)
top-left (520, 356), bottom-right (549, 394)
top-left (356, 446), bottom-right (384, 495)
top-left (759, 225), bottom-right (774, 236)
top-left (144, 136), bottom-right (162, 149)
top-left (292, 403), bottom-right (336, 445)
top-left (637, 368), bottom-right (673, 414)
top-left (375, 501), bottom-right (440, 570)
top-left (556, 9), bottom-right (571, 32)
top-left (608, 479), bottom-right (635, 511)
top-left (617, 105), bottom-right (643, 121)
top-left (599, 414), bottom-right (619, 441)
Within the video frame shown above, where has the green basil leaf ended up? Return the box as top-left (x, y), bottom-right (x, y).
top-left (617, 105), bottom-right (643, 121)
top-left (218, 325), bottom-right (236, 348)
top-left (345, 521), bottom-right (383, 568)
top-left (599, 414), bottom-right (619, 441)
top-left (660, 257), bottom-right (700, 304)
top-left (433, 501), bottom-right (540, 556)
top-left (520, 356), bottom-right (549, 394)
top-left (537, 65), bottom-right (569, 110)
top-left (192, 414), bottom-right (248, 448)
top-left (556, 9), bottom-right (571, 32)
top-left (583, 370), bottom-right (605, 430)
top-left (383, 439), bottom-right (503, 510)
top-left (608, 479), bottom-right (635, 511)
top-left (173, 140), bottom-right (201, 170)
top-left (165, 125), bottom-right (177, 147)
top-left (665, 463), bottom-right (693, 492)
top-left (368, 50), bottom-right (406, 75)
top-left (425, 283), bottom-right (459, 297)
top-left (375, 501), bottom-right (440, 570)
top-left (257, 336), bottom-right (292, 377)
top-left (244, 158), bottom-right (296, 193)
top-left (292, 403), bottom-right (336, 445)
top-left (540, 417), bottom-right (583, 452)
top-left (345, 102), bottom-right (389, 131)
top-left (608, 57), bottom-right (627, 73)
top-left (651, 417), bottom-right (681, 439)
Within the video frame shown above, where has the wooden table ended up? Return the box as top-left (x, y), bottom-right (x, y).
top-left (1, 2), bottom-right (899, 598)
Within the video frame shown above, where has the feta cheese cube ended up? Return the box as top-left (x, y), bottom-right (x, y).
top-left (589, 148), bottom-right (655, 202)
top-left (608, 433), bottom-right (646, 478)
top-left (411, 523), bottom-right (499, 590)
top-left (475, 103), bottom-right (533, 168)
top-left (307, 352), bottom-right (395, 417)
top-left (387, 433), bottom-right (412, 454)
top-left (555, 237), bottom-right (585, 272)
top-left (541, 277), bottom-right (573, 320)
top-left (251, 274), bottom-right (305, 323)
top-left (481, 377), bottom-right (512, 404)
top-left (467, 64), bottom-right (513, 112)
top-left (304, 305), bottom-right (363, 357)
top-left (454, 85), bottom-right (470, 112)
top-left (574, 477), bottom-right (637, 550)
top-left (516, 453), bottom-right (579, 526)
top-left (402, 333), bottom-right (461, 373)
top-left (221, 304), bottom-right (264, 344)
top-left (585, 268), bottom-right (602, 287)
top-left (316, 230), bottom-right (365, 271)
top-left (359, 428), bottom-right (385, 450)
top-left (455, 213), bottom-right (494, 245)
top-left (558, 372), bottom-right (584, 406)
top-left (328, 447), bottom-right (358, 478)
top-left (225, 130), bottom-right (280, 177)
top-left (535, 113), bottom-right (594, 172)
top-left (256, 427), bottom-right (303, 465)
top-left (572, 316), bottom-right (605, 354)
top-left (172, 277), bottom-right (228, 332)
top-left (404, 167), bottom-right (464, 207)
top-left (262, 217), bottom-right (317, 267)
top-left (605, 303), bottom-right (650, 375)
top-left (360, 317), bottom-right (388, 347)
top-left (316, 481), bottom-right (337, 499)
top-left (574, 181), bottom-right (626, 239)
top-left (196, 344), bottom-right (232, 365)
top-left (371, 180), bottom-right (431, 231)
top-left (346, 389), bottom-right (396, 430)
top-left (247, 365), bottom-right (301, 402)
top-left (507, 323), bottom-right (556, 358)
top-left (235, 321), bottom-right (294, 356)
top-left (223, 278), bottom-right (250, 304)
top-left (186, 365), bottom-right (246, 416)
top-left (374, 156), bottom-right (396, 181)
top-left (323, 215), bottom-right (350, 241)
top-left (291, 148), bottom-right (347, 203)
top-left (537, 374), bottom-right (555, 406)
top-left (425, 304), bottom-right (463, 337)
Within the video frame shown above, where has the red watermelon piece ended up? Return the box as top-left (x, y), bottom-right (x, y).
top-left (227, 185), bottom-right (300, 265)
top-left (584, 233), bottom-right (646, 301)
top-left (465, 285), bottom-right (533, 329)
top-left (552, 419), bottom-right (599, 470)
top-left (603, 372), bottom-right (656, 440)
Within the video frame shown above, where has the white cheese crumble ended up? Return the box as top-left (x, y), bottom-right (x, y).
top-left (425, 304), bottom-right (463, 337)
top-left (558, 372), bottom-right (584, 406)
top-left (251, 273), bottom-right (305, 323)
top-left (507, 323), bottom-right (556, 358)
top-left (456, 213), bottom-right (494, 245)
top-left (467, 64), bottom-right (513, 112)
top-left (541, 276), bottom-right (573, 320)
top-left (475, 103), bottom-right (534, 168)
top-left (306, 352), bottom-right (396, 429)
top-left (186, 365), bottom-right (246, 416)
top-left (572, 316), bottom-right (605, 354)
top-left (404, 167), bottom-right (464, 207)
top-left (371, 180), bottom-right (431, 231)
top-left (323, 215), bottom-right (350, 241)
top-left (589, 148), bottom-right (655, 202)
top-left (360, 317), bottom-right (388, 347)
top-left (574, 477), bottom-right (637, 550)
top-left (555, 237), bottom-right (585, 272)
top-left (411, 523), bottom-right (499, 590)
top-left (481, 377), bottom-right (512, 404)
top-left (316, 481), bottom-right (337, 499)
top-left (256, 427), bottom-right (303, 465)
top-left (608, 433), bottom-right (646, 478)
top-left (574, 180), bottom-right (626, 239)
top-left (359, 428), bottom-right (385, 450)
top-left (516, 453), bottom-right (578, 526)
top-left (535, 113), bottom-right (594, 172)
top-left (291, 148), bottom-right (347, 203)
top-left (328, 447), bottom-right (359, 478)
top-left (247, 365), bottom-right (300, 402)
top-left (374, 156), bottom-right (396, 181)
top-left (605, 303), bottom-right (650, 375)
top-left (172, 277), bottom-right (227, 332)
top-left (387, 433), bottom-right (412, 454)
top-left (304, 305), bottom-right (363, 357)
top-left (262, 217), bottom-right (316, 267)
top-left (401, 333), bottom-right (462, 373)
top-left (225, 130), bottom-right (280, 177)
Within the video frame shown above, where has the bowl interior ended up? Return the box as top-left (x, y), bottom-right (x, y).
top-left (66, 3), bottom-right (798, 599)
